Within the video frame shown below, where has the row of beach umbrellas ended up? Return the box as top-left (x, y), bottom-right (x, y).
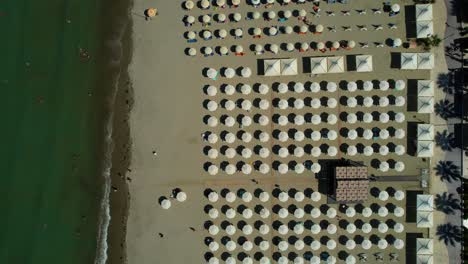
top-left (206, 188), bottom-right (322, 203)
top-left (204, 161), bottom-right (322, 175)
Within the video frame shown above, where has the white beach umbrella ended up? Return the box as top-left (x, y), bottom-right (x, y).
top-left (327, 239), bottom-right (337, 250)
top-left (294, 224), bottom-right (305, 235)
top-left (278, 191), bottom-right (289, 202)
top-left (259, 223), bottom-right (270, 234)
top-left (378, 223), bottom-right (389, 233)
top-left (241, 132), bottom-right (252, 143)
top-left (259, 257), bottom-right (270, 264)
top-left (235, 45), bottom-right (244, 53)
top-left (327, 208), bottom-right (337, 218)
top-left (259, 240), bottom-right (270, 251)
top-left (278, 241), bottom-right (289, 251)
top-left (206, 85), bottom-right (217, 96)
top-left (312, 114), bottom-right (322, 124)
top-left (311, 146), bottom-right (321, 157)
top-left (347, 145), bottom-right (358, 156)
top-left (315, 24), bottom-right (324, 33)
top-left (362, 207), bottom-right (372, 217)
top-left (226, 208), bottom-right (236, 218)
top-left (278, 131), bottom-right (288, 142)
top-left (259, 191), bottom-right (270, 202)
top-left (362, 223), bottom-right (372, 234)
top-left (311, 191), bottom-right (321, 202)
top-left (226, 257), bottom-right (235, 264)
top-left (277, 83), bottom-right (288, 94)
top-left (379, 161), bottom-right (390, 172)
top-left (311, 208), bottom-right (321, 218)
top-left (395, 161), bottom-right (405, 172)
top-left (347, 97), bottom-right (358, 108)
top-left (380, 113), bottom-right (390, 123)
top-left (346, 255), bottom-right (356, 264)
top-left (207, 116), bottom-right (218, 128)
top-left (226, 240), bottom-right (236, 251)
top-left (379, 191), bottom-right (389, 201)
top-left (395, 112), bottom-right (405, 123)
top-left (278, 256), bottom-right (288, 264)
top-left (327, 224), bottom-right (337, 234)
top-left (218, 29), bottom-right (227, 38)
top-left (394, 206), bottom-right (405, 217)
top-left (294, 115), bottom-right (305, 125)
top-left (176, 191), bottom-right (187, 202)
top-left (258, 115), bottom-right (269, 126)
top-left (259, 148), bottom-right (270, 159)
top-left (347, 81), bottom-right (358, 92)
top-left (259, 99), bottom-right (270, 110)
top-left (294, 147), bottom-right (305, 157)
top-left (217, 13), bottom-right (226, 23)
top-left (394, 223), bottom-right (404, 233)
top-left (224, 68), bottom-right (235, 78)
top-left (362, 239), bottom-right (372, 250)
top-left (268, 26), bottom-right (278, 36)
top-left (208, 225), bottom-right (219, 235)
top-left (379, 145), bottom-right (389, 156)
top-left (242, 225), bottom-right (253, 235)
top-left (269, 44), bottom-right (279, 54)
top-left (242, 192), bottom-right (253, 203)
top-left (208, 191), bottom-right (219, 203)
top-left (363, 129), bottom-right (373, 140)
top-left (224, 148), bottom-right (236, 158)
top-left (201, 0), bottom-right (210, 8)
top-left (311, 131), bottom-right (321, 141)
top-left (347, 113), bottom-right (357, 124)
top-left (188, 48), bottom-right (197, 56)
top-left (379, 80), bottom-right (390, 90)
top-left (363, 81), bottom-right (373, 91)
top-left (224, 100), bottom-right (235, 111)
top-left (255, 44), bottom-right (264, 54)
top-left (328, 146), bottom-right (338, 157)
top-left (327, 98), bottom-right (337, 108)
top-left (241, 99), bottom-right (252, 110)
top-left (258, 84), bottom-right (269, 95)
top-left (253, 27), bottom-right (262, 37)
top-left (295, 208), bottom-right (305, 218)
top-left (277, 115), bottom-right (288, 126)
top-left (186, 15), bottom-right (195, 24)
top-left (348, 129), bottom-right (358, 140)
top-left (294, 256), bottom-right (305, 264)
top-left (378, 239), bottom-right (388, 249)
top-left (286, 42), bottom-right (294, 51)
top-left (310, 224), bottom-right (321, 235)
top-left (300, 42), bottom-right (309, 51)
top-left (209, 257), bottom-right (220, 264)
top-left (379, 97), bottom-right (390, 107)
top-left (362, 113), bottom-right (373, 123)
top-left (294, 82), bottom-right (305, 93)
top-left (395, 129), bottom-right (405, 139)
top-left (259, 132), bottom-right (270, 143)
top-left (363, 97), bottom-right (374, 107)
top-left (327, 114), bottom-right (338, 124)
top-left (328, 130), bottom-right (338, 140)
top-left (327, 82), bottom-right (337, 92)
top-left (225, 224), bottom-right (236, 235)
top-left (226, 191), bottom-right (236, 202)
top-left (184, 0), bottom-right (194, 9)
top-left (243, 257), bottom-right (253, 264)
top-left (394, 239), bottom-right (404, 249)
top-left (241, 116), bottom-right (252, 126)
top-left (206, 101), bottom-right (218, 112)
top-left (310, 256), bottom-right (321, 264)
top-left (208, 164), bottom-right (218, 175)
top-left (395, 96), bottom-right (406, 106)
top-left (310, 240), bottom-right (321, 250)
top-left (378, 206), bottom-right (389, 217)
top-left (203, 46), bottom-right (213, 56)
top-left (267, 10), bottom-right (276, 19)
top-left (294, 131), bottom-right (305, 142)
top-left (203, 30), bottom-right (212, 39)
top-left (224, 132), bottom-right (236, 143)
top-left (233, 12), bottom-right (241, 22)
top-left (209, 241), bottom-right (219, 252)
top-left (300, 25), bottom-right (308, 33)
top-left (346, 240), bottom-right (356, 250)
top-left (160, 199), bottom-right (171, 209)
top-left (241, 164), bottom-right (252, 175)
top-left (310, 82), bottom-right (321, 93)
top-left (241, 67), bottom-right (251, 78)
top-left (347, 223), bottom-right (357, 234)
top-left (394, 190), bottom-right (405, 201)
top-left (278, 147), bottom-right (289, 158)
top-left (284, 26), bottom-right (293, 34)
top-left (295, 240), bottom-right (305, 251)
top-left (346, 207), bottom-right (356, 217)
top-left (311, 163), bottom-right (321, 173)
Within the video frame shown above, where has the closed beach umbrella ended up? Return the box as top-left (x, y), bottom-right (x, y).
top-left (363, 96), bottom-right (373, 107)
top-left (378, 206), bottom-right (389, 217)
top-left (260, 223), bottom-right (270, 234)
top-left (379, 191), bottom-right (389, 201)
top-left (379, 80), bottom-right (389, 90)
top-left (394, 223), bottom-right (404, 233)
top-left (241, 67), bottom-right (251, 77)
top-left (328, 146), bottom-right (338, 157)
top-left (379, 161), bottom-right (390, 172)
top-left (346, 240), bottom-right (356, 250)
top-left (361, 82), bottom-right (372, 93)
top-left (259, 132), bottom-right (270, 143)
top-left (395, 129), bottom-right (405, 139)
top-left (362, 207), bottom-right (372, 217)
top-left (311, 146), bottom-right (321, 157)
top-left (327, 208), bottom-right (337, 218)
top-left (395, 190), bottom-right (405, 201)
top-left (327, 98), bottom-right (337, 108)
top-left (209, 225), bottom-right (219, 235)
top-left (379, 145), bottom-right (389, 156)
top-left (310, 240), bottom-right (321, 250)
top-left (363, 129), bottom-right (373, 140)
top-left (347, 97), bottom-right (358, 107)
top-left (362, 239), bottom-right (372, 250)
top-left (311, 208), bottom-right (321, 219)
top-left (260, 240), bottom-right (270, 251)
top-left (362, 223), bottom-right (372, 233)
top-left (294, 131), bottom-right (305, 142)
top-left (378, 239), bottom-right (388, 249)
top-left (208, 164), bottom-right (218, 175)
top-left (346, 207), bottom-right (356, 217)
top-left (395, 161), bottom-right (405, 172)
top-left (327, 82), bottom-right (337, 92)
top-left (327, 224), bottom-right (337, 234)
top-left (395, 80), bottom-right (406, 90)
top-left (348, 129), bottom-right (358, 140)
top-left (347, 223), bottom-right (357, 234)
top-left (311, 163), bottom-right (321, 173)
top-left (347, 113), bottom-right (357, 124)
top-left (327, 239), bottom-right (337, 250)
top-left (176, 191), bottom-right (187, 202)
top-left (161, 199), bottom-right (171, 209)
top-left (327, 114), bottom-right (338, 124)
top-left (311, 191), bottom-right (321, 202)
top-left (394, 239), bottom-right (404, 249)
top-left (347, 145), bottom-right (357, 156)
top-left (380, 113), bottom-right (390, 123)
top-left (278, 191), bottom-right (289, 202)
top-left (379, 97), bottom-right (389, 107)
top-left (295, 163), bottom-right (305, 174)
top-left (395, 96), bottom-right (406, 106)
top-left (394, 207), bottom-right (405, 217)
top-left (378, 223), bottom-right (388, 233)
top-left (395, 112), bottom-right (405, 123)
top-left (347, 81), bottom-right (358, 92)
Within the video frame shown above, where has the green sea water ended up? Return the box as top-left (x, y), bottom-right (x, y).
top-left (0, 0), bottom-right (106, 263)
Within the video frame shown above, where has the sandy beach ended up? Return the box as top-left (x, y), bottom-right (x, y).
top-left (123, 0), bottom-right (452, 263)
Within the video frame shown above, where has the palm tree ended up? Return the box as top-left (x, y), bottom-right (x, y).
top-left (436, 223), bottom-right (462, 246)
top-left (435, 192), bottom-right (461, 214)
top-left (435, 100), bottom-right (456, 120)
top-left (435, 130), bottom-right (456, 151)
top-left (434, 160), bottom-right (461, 182)
top-left (437, 73), bottom-right (454, 94)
